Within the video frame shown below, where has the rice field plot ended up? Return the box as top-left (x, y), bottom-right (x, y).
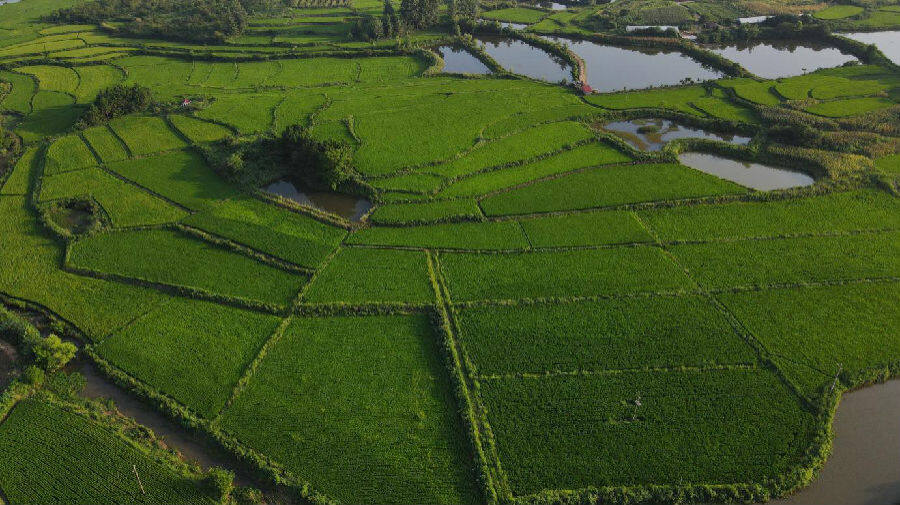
top-left (804, 97), bottom-right (896, 117)
top-left (17, 64), bottom-right (79, 95)
top-left (73, 64), bottom-right (124, 103)
top-left (347, 221), bottom-right (529, 250)
top-left (43, 134), bottom-right (97, 175)
top-left (371, 172), bottom-right (445, 194)
top-left (0, 146), bottom-right (38, 195)
top-left (96, 297), bottom-right (281, 417)
top-left (40, 168), bottom-right (188, 227)
top-left (813, 5), bottom-right (864, 19)
top-left (718, 78), bottom-right (781, 106)
top-left (876, 153), bottom-right (900, 174)
top-left (108, 116), bottom-right (188, 156)
top-left (638, 189), bottom-right (900, 242)
top-left (481, 6), bottom-right (548, 23)
top-left (691, 89), bottom-right (759, 123)
top-left (197, 93), bottom-right (282, 134)
top-left (520, 210), bottom-right (653, 247)
top-left (15, 90), bottom-right (83, 143)
top-left (0, 38), bottom-right (84, 58)
top-left (168, 114), bottom-right (232, 143)
top-left (183, 196), bottom-right (346, 267)
top-left (369, 199), bottom-right (482, 224)
top-left (0, 398), bottom-right (213, 504)
top-left (105, 150), bottom-right (240, 210)
top-left (68, 228), bottom-right (308, 305)
top-left (456, 295), bottom-right (755, 375)
top-left (428, 121), bottom-right (595, 179)
top-left (668, 230), bottom-right (900, 289)
top-left (585, 85), bottom-right (708, 116)
top-left (480, 163), bottom-right (745, 216)
top-left (302, 247), bottom-right (434, 303)
top-left (440, 247), bottom-right (691, 301)
top-left (438, 142), bottom-right (632, 198)
top-left (482, 103), bottom-right (598, 139)
top-left (82, 125), bottom-right (130, 162)
top-left (772, 67), bottom-right (895, 101)
top-left (273, 91), bottom-right (327, 131)
top-left (478, 369), bottom-right (812, 497)
top-left (119, 56), bottom-right (195, 99)
top-left (720, 281), bottom-right (900, 397)
top-left (0, 70), bottom-right (36, 113)
top-left (219, 314), bottom-right (480, 505)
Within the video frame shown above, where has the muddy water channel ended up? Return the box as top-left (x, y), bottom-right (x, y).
top-left (476, 36), bottom-right (573, 83)
top-left (677, 152), bottom-right (814, 190)
top-left (544, 36), bottom-right (723, 92)
top-left (435, 45), bottom-right (492, 74)
top-left (842, 31), bottom-right (900, 65)
top-left (604, 119), bottom-right (751, 151)
top-left (263, 179), bottom-right (372, 221)
top-left (773, 380), bottom-right (900, 505)
top-left (707, 41), bottom-right (857, 78)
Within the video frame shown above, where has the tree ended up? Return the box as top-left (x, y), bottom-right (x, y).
top-left (281, 124), bottom-right (354, 190)
top-left (456, 0), bottom-right (478, 21)
top-left (79, 84), bottom-right (153, 127)
top-left (31, 334), bottom-right (77, 371)
top-left (350, 14), bottom-right (383, 41)
top-left (400, 0), bottom-right (438, 28)
top-left (382, 0), bottom-right (400, 36)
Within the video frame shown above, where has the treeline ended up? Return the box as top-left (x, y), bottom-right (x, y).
top-left (349, 0), bottom-right (479, 41)
top-left (696, 14), bottom-right (831, 44)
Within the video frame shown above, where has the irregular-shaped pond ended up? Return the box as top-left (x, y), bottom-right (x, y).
top-left (677, 152), bottom-right (814, 190)
top-left (263, 180), bottom-right (372, 221)
top-left (544, 36), bottom-right (723, 92)
top-left (842, 31), bottom-right (900, 65)
top-left (477, 36), bottom-right (573, 83)
top-left (435, 45), bottom-right (492, 74)
top-left (707, 41), bottom-right (857, 78)
top-left (604, 119), bottom-right (752, 151)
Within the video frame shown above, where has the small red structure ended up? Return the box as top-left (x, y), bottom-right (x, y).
top-left (580, 83), bottom-right (593, 94)
top-left (181, 98), bottom-right (192, 107)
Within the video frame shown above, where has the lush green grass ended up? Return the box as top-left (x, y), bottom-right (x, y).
top-left (73, 64), bottom-right (124, 103)
top-left (520, 210), bottom-right (653, 247)
top-left (82, 125), bottom-right (130, 163)
top-left (479, 369), bottom-right (811, 496)
top-left (369, 199), bottom-right (482, 224)
top-left (371, 172), bottom-right (445, 193)
top-left (15, 90), bottom-right (83, 143)
top-left (440, 247), bottom-right (691, 301)
top-left (456, 295), bottom-right (754, 375)
top-left (481, 6), bottom-right (547, 23)
top-left (17, 64), bottom-right (79, 94)
top-left (97, 297), bottom-right (281, 417)
top-left (813, 5), bottom-right (863, 19)
top-left (438, 142), bottom-right (632, 198)
top-left (639, 189), bottom-right (900, 242)
top-left (43, 134), bottom-right (98, 175)
top-left (168, 114), bottom-right (232, 143)
top-left (804, 97), bottom-right (896, 117)
top-left (875, 154), bottom-right (900, 174)
top-left (40, 168), bottom-right (188, 227)
top-left (480, 163), bottom-right (745, 216)
top-left (274, 91), bottom-right (326, 131)
top-left (68, 228), bottom-right (308, 305)
top-left (105, 150), bottom-right (240, 210)
top-left (721, 282), bottom-right (900, 395)
top-left (108, 116), bottom-right (189, 155)
top-left (719, 78), bottom-right (781, 106)
top-left (669, 231), bottom-right (900, 289)
top-left (0, 146), bottom-right (38, 195)
top-left (220, 314), bottom-right (479, 504)
top-left (0, 398), bottom-right (213, 504)
top-left (692, 89), bottom-right (759, 123)
top-left (302, 247), bottom-right (434, 303)
top-left (183, 197), bottom-right (346, 268)
top-left (0, 70), bottom-right (36, 113)
top-left (586, 86), bottom-right (707, 115)
top-left (197, 93), bottom-right (281, 134)
top-left (348, 221), bottom-right (529, 250)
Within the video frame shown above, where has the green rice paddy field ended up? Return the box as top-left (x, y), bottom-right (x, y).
top-left (0, 0), bottom-right (899, 503)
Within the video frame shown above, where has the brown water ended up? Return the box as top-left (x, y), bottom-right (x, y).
top-left (263, 179), bottom-right (372, 221)
top-left (773, 380), bottom-right (900, 505)
top-left (707, 41), bottom-right (857, 78)
top-left (604, 119), bottom-right (751, 151)
top-left (435, 45), bottom-right (492, 74)
top-left (842, 31), bottom-right (900, 65)
top-left (678, 152), bottom-right (815, 190)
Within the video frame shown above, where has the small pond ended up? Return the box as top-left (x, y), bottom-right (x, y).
top-left (435, 45), bottom-right (492, 74)
top-left (604, 119), bottom-right (751, 151)
top-left (544, 36), bottom-right (723, 92)
top-left (0, 0), bottom-right (22, 5)
top-left (625, 25), bottom-right (679, 33)
top-left (476, 36), bottom-right (573, 83)
top-left (677, 152), bottom-right (815, 190)
top-left (842, 31), bottom-right (900, 65)
top-left (772, 380), bottom-right (900, 505)
top-left (499, 21), bottom-right (529, 30)
top-left (738, 15), bottom-right (771, 24)
top-left (263, 180), bottom-right (372, 221)
top-left (707, 41), bottom-right (857, 78)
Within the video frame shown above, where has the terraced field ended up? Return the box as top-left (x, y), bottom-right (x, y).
top-left (1, 0), bottom-right (899, 504)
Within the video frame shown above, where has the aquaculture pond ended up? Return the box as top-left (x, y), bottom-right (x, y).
top-left (773, 380), bottom-right (900, 505)
top-left (738, 15), bottom-right (772, 24)
top-left (707, 41), bottom-right (857, 78)
top-left (476, 36), bottom-right (573, 83)
top-left (498, 21), bottom-right (529, 30)
top-left (544, 36), bottom-right (723, 92)
top-left (603, 119), bottom-right (752, 151)
top-left (263, 180), bottom-right (372, 221)
top-left (842, 31), bottom-right (900, 65)
top-left (435, 46), bottom-right (492, 74)
top-left (677, 152), bottom-right (815, 190)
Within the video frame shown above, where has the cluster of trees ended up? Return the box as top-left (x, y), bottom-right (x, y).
top-left (350, 0), bottom-right (479, 41)
top-left (0, 123), bottom-right (21, 168)
top-left (79, 84), bottom-right (153, 127)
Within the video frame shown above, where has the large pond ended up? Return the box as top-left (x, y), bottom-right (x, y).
top-left (476, 36), bottom-right (573, 83)
top-left (604, 119), bottom-right (752, 151)
top-left (263, 180), bottom-right (372, 221)
top-left (773, 380), bottom-right (900, 505)
top-left (842, 31), bottom-right (900, 65)
top-left (435, 45), bottom-right (492, 74)
top-left (677, 152), bottom-right (815, 190)
top-left (707, 41), bottom-right (857, 78)
top-left (544, 36), bottom-right (723, 92)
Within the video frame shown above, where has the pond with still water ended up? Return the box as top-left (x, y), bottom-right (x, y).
top-left (678, 152), bottom-right (814, 190)
top-left (604, 119), bottom-right (751, 151)
top-left (435, 46), bottom-right (492, 74)
top-left (707, 41), bottom-right (857, 78)
top-left (477, 36), bottom-right (573, 83)
top-left (842, 31), bottom-right (900, 65)
top-left (263, 180), bottom-right (372, 221)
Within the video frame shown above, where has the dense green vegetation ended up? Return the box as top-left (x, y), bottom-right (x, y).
top-left (1, 0), bottom-right (899, 502)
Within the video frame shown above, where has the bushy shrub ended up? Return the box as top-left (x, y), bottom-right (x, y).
top-left (0, 307), bottom-right (40, 348)
top-left (22, 366), bottom-right (45, 386)
top-left (204, 467), bottom-right (235, 503)
top-left (232, 486), bottom-right (264, 505)
top-left (79, 84), bottom-right (153, 127)
top-left (46, 371), bottom-right (86, 399)
top-left (282, 124), bottom-right (353, 190)
top-left (31, 335), bottom-right (77, 372)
